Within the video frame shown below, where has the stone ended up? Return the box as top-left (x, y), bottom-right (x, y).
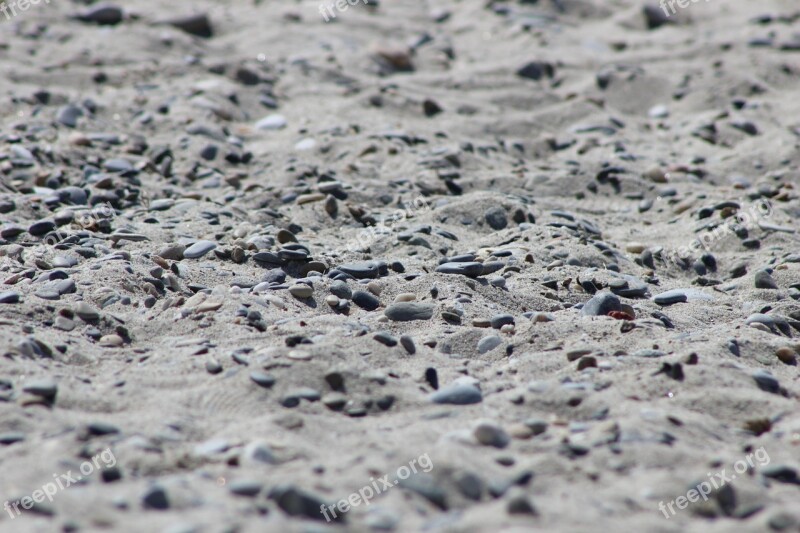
top-left (581, 292), bottom-right (622, 316)
top-left (142, 485), bottom-right (170, 510)
top-left (430, 384), bottom-right (482, 405)
top-left (0, 291), bottom-right (20, 304)
top-left (478, 335), bottom-right (502, 354)
top-left (374, 332), bottom-right (398, 347)
top-left (473, 421), bottom-right (510, 448)
top-left (755, 270), bottom-right (779, 290)
top-left (352, 290), bottom-right (380, 311)
top-left (484, 207), bottom-right (508, 230)
top-left (384, 302), bottom-right (434, 321)
top-left (435, 262), bottom-right (484, 277)
top-left (653, 289), bottom-right (688, 305)
top-left (256, 114), bottom-right (287, 130)
top-left (183, 240), bottom-right (216, 259)
top-left (289, 284), bottom-right (313, 299)
top-left (337, 261), bottom-right (385, 279)
top-left (490, 314), bottom-right (514, 329)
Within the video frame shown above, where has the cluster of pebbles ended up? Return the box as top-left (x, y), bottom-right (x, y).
top-left (1, 0), bottom-right (800, 531)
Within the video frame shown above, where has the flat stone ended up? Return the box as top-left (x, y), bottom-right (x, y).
top-left (288, 284), bottom-right (313, 299)
top-left (229, 480), bottom-right (263, 497)
top-left (634, 349), bottom-right (667, 358)
top-left (478, 335), bottom-right (502, 354)
top-left (22, 379), bottom-right (58, 401)
top-left (250, 372), bottom-right (276, 388)
top-left (28, 219), bottom-right (56, 237)
top-left (74, 301), bottom-right (100, 321)
top-left (430, 384), bottom-right (482, 405)
top-left (183, 240), bottom-right (216, 259)
top-left (435, 262), bottom-right (484, 277)
top-left (384, 302), bottom-right (434, 321)
top-left (490, 314), bottom-right (514, 329)
top-left (653, 289), bottom-right (688, 305)
top-left (0, 291), bottom-right (20, 304)
top-left (337, 261), bottom-right (385, 279)
top-left (753, 370), bottom-right (780, 394)
top-left (256, 114), bottom-right (287, 130)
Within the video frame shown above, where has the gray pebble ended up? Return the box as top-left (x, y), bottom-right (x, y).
top-left (0, 291), bottom-right (20, 304)
top-left (384, 302), bottom-right (434, 321)
top-left (435, 262), bottom-right (484, 277)
top-left (478, 335), bottom-right (502, 354)
top-left (490, 314), bottom-right (514, 329)
top-left (183, 240), bottom-right (216, 259)
top-left (484, 207), bottom-right (508, 230)
top-left (752, 370), bottom-right (780, 394)
top-left (374, 332), bottom-right (398, 346)
top-left (653, 289), bottom-right (688, 305)
top-left (581, 292), bottom-right (622, 316)
top-left (754, 270), bottom-right (778, 290)
top-left (430, 384), bottom-right (482, 405)
top-left (400, 335), bottom-right (416, 354)
top-left (352, 290), bottom-right (380, 311)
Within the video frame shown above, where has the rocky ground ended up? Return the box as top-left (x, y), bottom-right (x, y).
top-left (1, 0), bottom-right (800, 532)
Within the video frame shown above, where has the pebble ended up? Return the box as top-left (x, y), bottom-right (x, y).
top-left (384, 302), bottom-right (434, 321)
top-left (289, 284), bottom-right (313, 299)
top-left (329, 280), bottom-right (352, 299)
top-left (473, 421), bottom-right (510, 448)
top-left (752, 370), bottom-right (780, 394)
top-left (374, 332), bottom-right (398, 346)
top-left (183, 240), bottom-right (217, 259)
top-left (0, 291), bottom-right (20, 304)
top-left (484, 207), bottom-right (508, 230)
top-left (256, 114), bottom-right (287, 130)
top-left (478, 335), bottom-right (502, 354)
top-left (489, 277), bottom-right (506, 288)
top-left (229, 480), bottom-right (263, 497)
top-left (74, 302), bottom-right (100, 321)
top-left (653, 289), bottom-right (688, 306)
top-left (337, 261), bottom-right (385, 279)
top-left (22, 379), bottom-right (58, 401)
top-left (250, 372), bottom-right (276, 388)
top-left (352, 290), bottom-right (380, 311)
top-left (581, 292), bottom-right (622, 316)
top-left (775, 347), bottom-right (797, 365)
top-left (142, 485), bottom-right (170, 510)
top-left (754, 270), bottom-right (779, 290)
top-left (490, 314), bottom-right (514, 329)
top-left (430, 384), bottom-right (482, 405)
top-left (400, 335), bottom-right (416, 354)
top-left (435, 262), bottom-right (484, 277)
top-left (99, 334), bottom-right (124, 347)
